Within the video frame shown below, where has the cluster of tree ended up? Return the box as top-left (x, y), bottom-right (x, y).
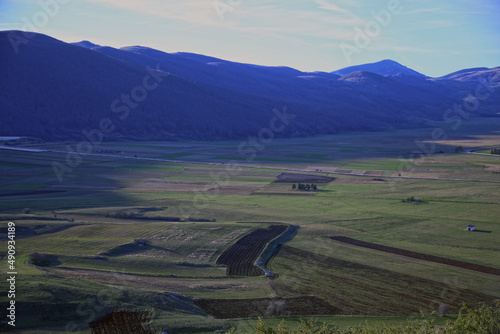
top-left (292, 183), bottom-right (317, 191)
top-left (491, 148), bottom-right (500, 155)
top-left (402, 196), bottom-right (417, 203)
top-left (28, 252), bottom-right (49, 266)
top-left (243, 300), bottom-right (500, 334)
top-left (28, 252), bottom-right (60, 266)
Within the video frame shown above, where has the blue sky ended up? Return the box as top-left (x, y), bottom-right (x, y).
top-left (1, 0), bottom-right (499, 76)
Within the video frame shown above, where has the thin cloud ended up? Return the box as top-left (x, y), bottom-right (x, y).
top-left (314, 0), bottom-right (352, 15)
top-left (83, 0), bottom-right (362, 42)
top-left (85, 0), bottom-right (221, 27)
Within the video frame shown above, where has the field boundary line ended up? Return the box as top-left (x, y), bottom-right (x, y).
top-left (329, 236), bottom-right (500, 276)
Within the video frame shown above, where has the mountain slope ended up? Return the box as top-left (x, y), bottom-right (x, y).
top-left (333, 59), bottom-right (427, 77)
top-left (438, 67), bottom-right (500, 84)
top-left (0, 31), bottom-right (499, 142)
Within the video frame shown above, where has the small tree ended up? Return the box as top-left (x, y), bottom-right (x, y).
top-left (292, 184), bottom-right (296, 190)
top-left (23, 208), bottom-right (31, 214)
top-left (29, 252), bottom-right (47, 266)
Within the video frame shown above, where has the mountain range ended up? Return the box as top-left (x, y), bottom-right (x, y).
top-left (1, 31), bottom-right (499, 141)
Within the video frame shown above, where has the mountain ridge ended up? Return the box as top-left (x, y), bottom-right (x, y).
top-left (1, 30), bottom-right (499, 142)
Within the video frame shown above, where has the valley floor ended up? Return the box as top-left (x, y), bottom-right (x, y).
top-left (0, 118), bottom-right (499, 333)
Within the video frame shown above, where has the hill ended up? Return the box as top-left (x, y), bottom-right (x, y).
top-left (1, 31), bottom-right (499, 141)
top-left (332, 59), bottom-right (427, 77)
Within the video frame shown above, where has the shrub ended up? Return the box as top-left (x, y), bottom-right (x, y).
top-left (449, 300), bottom-right (500, 334)
top-left (252, 300), bottom-right (500, 333)
top-left (134, 239), bottom-right (149, 246)
top-left (29, 252), bottom-right (48, 266)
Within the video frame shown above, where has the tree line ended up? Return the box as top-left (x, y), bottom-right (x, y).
top-left (292, 183), bottom-right (318, 191)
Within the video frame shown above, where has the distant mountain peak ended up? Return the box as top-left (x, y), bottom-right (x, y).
top-left (71, 40), bottom-right (100, 49)
top-left (333, 59), bottom-right (427, 78)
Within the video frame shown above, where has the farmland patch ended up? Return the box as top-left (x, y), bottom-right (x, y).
top-left (216, 225), bottom-right (288, 276)
top-left (329, 236), bottom-right (500, 276)
top-left (187, 228), bottom-right (250, 263)
top-left (195, 296), bottom-right (338, 319)
top-left (270, 246), bottom-right (496, 315)
top-left (274, 173), bottom-right (335, 183)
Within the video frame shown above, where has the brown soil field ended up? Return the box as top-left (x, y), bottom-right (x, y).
top-left (329, 236), bottom-right (500, 276)
top-left (216, 225), bottom-right (288, 276)
top-left (274, 173), bottom-right (335, 183)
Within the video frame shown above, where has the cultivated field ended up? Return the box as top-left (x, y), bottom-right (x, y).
top-left (329, 236), bottom-right (500, 276)
top-left (216, 224), bottom-right (288, 276)
top-left (0, 118), bottom-right (499, 333)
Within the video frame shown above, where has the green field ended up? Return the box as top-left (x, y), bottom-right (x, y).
top-left (0, 118), bottom-right (499, 333)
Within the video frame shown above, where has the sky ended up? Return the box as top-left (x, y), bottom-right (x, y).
top-left (1, 0), bottom-right (499, 77)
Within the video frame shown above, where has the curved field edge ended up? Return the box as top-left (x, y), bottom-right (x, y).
top-left (329, 236), bottom-right (500, 276)
top-left (256, 225), bottom-right (300, 275)
top-left (216, 225), bottom-right (288, 276)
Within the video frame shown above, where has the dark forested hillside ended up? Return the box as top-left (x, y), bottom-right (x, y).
top-left (1, 31), bottom-right (499, 141)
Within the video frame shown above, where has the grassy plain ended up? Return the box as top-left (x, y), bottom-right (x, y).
top-left (0, 118), bottom-right (499, 333)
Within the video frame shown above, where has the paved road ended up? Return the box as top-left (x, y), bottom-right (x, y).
top-left (9, 147), bottom-right (500, 184)
top-left (464, 145), bottom-right (500, 156)
top-left (48, 149), bottom-right (500, 183)
top-left (0, 146), bottom-right (46, 152)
